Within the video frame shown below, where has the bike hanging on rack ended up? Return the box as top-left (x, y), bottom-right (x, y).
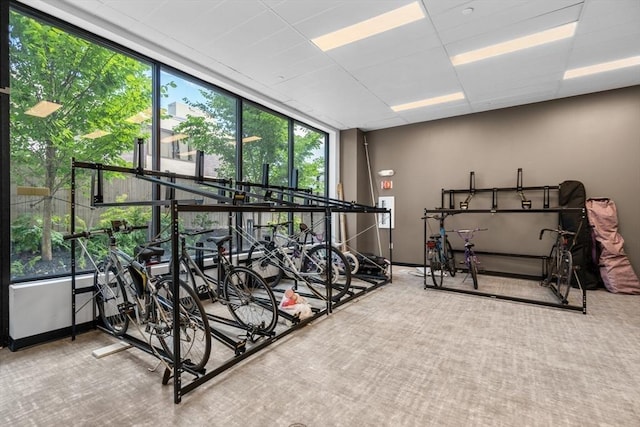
top-left (451, 228), bottom-right (487, 290)
top-left (64, 220), bottom-right (212, 372)
top-left (426, 215), bottom-right (457, 287)
top-left (539, 227), bottom-right (576, 304)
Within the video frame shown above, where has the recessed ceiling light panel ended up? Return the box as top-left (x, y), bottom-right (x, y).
top-left (312, 2), bottom-right (425, 51)
top-left (391, 92), bottom-right (465, 112)
top-left (451, 22), bottom-right (578, 66)
top-left (564, 55), bottom-right (640, 79)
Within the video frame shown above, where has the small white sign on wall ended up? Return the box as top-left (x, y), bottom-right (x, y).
top-left (378, 196), bottom-right (394, 229)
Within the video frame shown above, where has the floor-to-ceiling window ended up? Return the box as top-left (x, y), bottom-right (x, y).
top-left (9, 8), bottom-right (152, 281)
top-left (241, 102), bottom-right (289, 186)
top-left (2, 2), bottom-right (328, 346)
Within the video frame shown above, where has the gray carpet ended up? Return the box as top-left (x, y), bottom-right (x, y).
top-left (1, 266), bottom-right (639, 426)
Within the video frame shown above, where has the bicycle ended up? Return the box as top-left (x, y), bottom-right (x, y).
top-left (64, 220), bottom-right (212, 371)
top-left (246, 221), bottom-right (352, 302)
top-left (426, 215), bottom-right (457, 287)
top-left (171, 229), bottom-right (279, 338)
top-left (539, 227), bottom-right (576, 304)
top-left (451, 228), bottom-right (487, 290)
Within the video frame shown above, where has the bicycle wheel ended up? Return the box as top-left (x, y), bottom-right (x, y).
top-left (300, 245), bottom-right (351, 301)
top-left (557, 250), bottom-right (573, 303)
top-left (247, 241), bottom-right (284, 287)
top-left (445, 239), bottom-right (457, 277)
top-left (344, 251), bottom-right (360, 275)
top-left (157, 278), bottom-right (211, 372)
top-left (223, 266), bottom-right (278, 334)
top-left (543, 244), bottom-right (559, 286)
top-left (430, 248), bottom-right (444, 287)
top-left (469, 255), bottom-right (479, 290)
top-left (94, 261), bottom-right (129, 336)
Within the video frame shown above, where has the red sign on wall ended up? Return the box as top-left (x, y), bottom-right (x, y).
top-left (381, 180), bottom-right (393, 190)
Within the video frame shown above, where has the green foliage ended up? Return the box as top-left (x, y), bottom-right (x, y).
top-left (11, 214), bottom-right (69, 254)
top-left (11, 261), bottom-right (25, 276)
top-left (172, 91), bottom-right (325, 189)
top-left (9, 11), bottom-right (152, 261)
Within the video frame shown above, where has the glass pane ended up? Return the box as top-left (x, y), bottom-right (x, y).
top-left (242, 104), bottom-right (288, 186)
top-left (159, 70), bottom-right (237, 180)
top-left (294, 123), bottom-right (326, 195)
top-left (9, 10), bottom-right (152, 280)
top-left (159, 70), bottom-right (238, 233)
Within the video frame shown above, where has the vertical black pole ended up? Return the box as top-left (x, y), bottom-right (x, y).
top-left (0, 0), bottom-right (10, 347)
top-left (171, 200), bottom-right (182, 403)
top-left (325, 208), bottom-right (332, 314)
top-left (423, 211), bottom-right (427, 288)
top-left (262, 163), bottom-right (270, 187)
top-left (70, 159), bottom-right (77, 340)
top-left (195, 150), bottom-right (204, 181)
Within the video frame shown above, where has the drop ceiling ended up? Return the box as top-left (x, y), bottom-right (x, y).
top-left (18, 0), bottom-right (640, 132)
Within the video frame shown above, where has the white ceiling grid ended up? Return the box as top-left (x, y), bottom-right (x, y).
top-left (18, 0), bottom-right (640, 132)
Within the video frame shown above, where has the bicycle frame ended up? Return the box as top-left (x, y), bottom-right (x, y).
top-left (246, 222), bottom-right (352, 302)
top-left (452, 228), bottom-right (487, 290)
top-left (174, 230), bottom-right (279, 338)
top-left (65, 222), bottom-right (212, 373)
top-left (426, 215), bottom-right (456, 287)
top-left (539, 227), bottom-right (577, 304)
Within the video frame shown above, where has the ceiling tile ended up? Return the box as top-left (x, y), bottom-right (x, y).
top-left (20, 0), bottom-right (640, 132)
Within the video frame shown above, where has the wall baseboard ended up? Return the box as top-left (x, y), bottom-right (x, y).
top-left (8, 321), bottom-right (95, 351)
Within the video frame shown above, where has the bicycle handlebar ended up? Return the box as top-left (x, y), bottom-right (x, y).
top-left (63, 230), bottom-right (100, 240)
top-left (449, 228), bottom-right (488, 241)
top-left (182, 228), bottom-right (220, 237)
top-left (63, 223), bottom-right (148, 240)
top-left (539, 228), bottom-right (577, 240)
top-left (254, 221), bottom-right (291, 229)
top-left (449, 228), bottom-right (488, 233)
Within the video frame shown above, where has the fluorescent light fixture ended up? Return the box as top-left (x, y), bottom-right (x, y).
top-left (126, 108), bottom-right (152, 123)
top-left (563, 55), bottom-right (640, 79)
top-left (161, 133), bottom-right (188, 143)
top-left (81, 130), bottom-right (110, 139)
top-left (451, 22), bottom-right (577, 66)
top-left (25, 100), bottom-right (62, 117)
top-left (312, 2), bottom-right (425, 51)
top-left (391, 92), bottom-right (465, 112)
top-left (242, 136), bottom-right (262, 143)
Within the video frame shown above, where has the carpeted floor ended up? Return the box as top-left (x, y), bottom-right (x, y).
top-left (1, 266), bottom-right (639, 426)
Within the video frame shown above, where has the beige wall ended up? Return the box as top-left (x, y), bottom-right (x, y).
top-left (341, 86), bottom-right (640, 275)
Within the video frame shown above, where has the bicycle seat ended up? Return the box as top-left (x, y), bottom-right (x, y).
top-left (206, 235), bottom-right (232, 247)
top-left (429, 234), bottom-right (442, 240)
top-left (135, 245), bottom-right (165, 262)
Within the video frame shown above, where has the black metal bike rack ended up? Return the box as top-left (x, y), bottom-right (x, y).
top-left (68, 152), bottom-right (392, 404)
top-left (424, 169), bottom-right (587, 314)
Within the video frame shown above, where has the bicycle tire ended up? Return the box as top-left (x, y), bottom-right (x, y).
top-left (223, 266), bottom-right (278, 334)
top-left (557, 250), bottom-right (573, 303)
top-left (469, 255), bottom-right (479, 290)
top-left (344, 251), bottom-right (360, 275)
top-left (544, 244), bottom-right (559, 286)
top-left (430, 249), bottom-right (444, 287)
top-left (300, 245), bottom-right (351, 302)
top-left (157, 278), bottom-right (211, 372)
top-left (445, 239), bottom-right (457, 277)
top-left (247, 241), bottom-right (284, 287)
top-left (94, 261), bottom-right (129, 336)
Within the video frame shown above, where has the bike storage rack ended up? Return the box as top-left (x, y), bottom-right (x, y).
top-left (67, 149), bottom-right (392, 403)
top-left (423, 169), bottom-right (587, 314)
